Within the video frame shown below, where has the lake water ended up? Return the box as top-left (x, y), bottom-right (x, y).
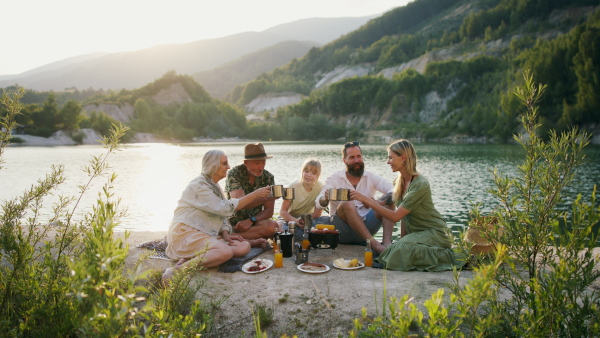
top-left (1, 142), bottom-right (599, 242)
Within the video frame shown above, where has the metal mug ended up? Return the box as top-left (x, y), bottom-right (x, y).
top-left (329, 188), bottom-right (350, 201)
top-left (271, 185), bottom-right (284, 198)
top-left (283, 187), bottom-right (295, 200)
top-left (328, 188), bottom-right (339, 201)
top-left (337, 188), bottom-right (350, 201)
top-left (301, 214), bottom-right (313, 231)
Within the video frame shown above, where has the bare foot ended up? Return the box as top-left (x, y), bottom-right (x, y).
top-left (247, 238), bottom-right (268, 249)
top-left (162, 267), bottom-right (175, 288)
top-left (371, 241), bottom-right (386, 254)
top-left (175, 258), bottom-right (189, 266)
top-left (162, 259), bottom-right (189, 287)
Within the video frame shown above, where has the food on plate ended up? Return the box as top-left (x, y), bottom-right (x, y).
top-left (246, 259), bottom-right (268, 272)
top-left (310, 228), bottom-right (339, 234)
top-left (315, 224), bottom-right (336, 230)
top-left (334, 258), bottom-right (361, 268)
top-left (300, 262), bottom-right (327, 271)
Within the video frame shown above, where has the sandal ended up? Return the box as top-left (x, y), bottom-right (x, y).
top-left (372, 262), bottom-right (385, 269)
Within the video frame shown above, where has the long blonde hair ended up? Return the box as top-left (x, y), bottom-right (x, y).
top-left (300, 158), bottom-right (321, 183)
top-left (388, 139), bottom-right (419, 203)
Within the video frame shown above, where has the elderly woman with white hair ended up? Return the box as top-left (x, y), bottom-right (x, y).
top-left (163, 149), bottom-right (271, 285)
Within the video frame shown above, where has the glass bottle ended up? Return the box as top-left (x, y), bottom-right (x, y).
top-left (301, 225), bottom-right (310, 250)
top-left (274, 239), bottom-right (283, 268)
top-left (364, 239), bottom-right (373, 267)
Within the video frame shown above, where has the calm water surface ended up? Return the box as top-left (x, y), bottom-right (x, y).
top-left (2, 142), bottom-right (599, 242)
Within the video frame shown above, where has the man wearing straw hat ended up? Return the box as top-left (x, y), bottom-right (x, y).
top-left (315, 141), bottom-right (395, 253)
top-left (225, 142), bottom-right (280, 248)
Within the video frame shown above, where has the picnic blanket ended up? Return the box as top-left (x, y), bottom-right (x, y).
top-left (135, 237), bottom-right (269, 272)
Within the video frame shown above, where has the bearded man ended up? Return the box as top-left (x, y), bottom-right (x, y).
top-left (315, 141), bottom-right (395, 253)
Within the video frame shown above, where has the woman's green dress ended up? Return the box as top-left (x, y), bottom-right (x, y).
top-left (377, 175), bottom-right (466, 271)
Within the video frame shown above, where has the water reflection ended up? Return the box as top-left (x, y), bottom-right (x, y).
top-left (1, 143), bottom-right (598, 244)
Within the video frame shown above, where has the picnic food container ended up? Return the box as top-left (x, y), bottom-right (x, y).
top-left (309, 228), bottom-right (340, 249)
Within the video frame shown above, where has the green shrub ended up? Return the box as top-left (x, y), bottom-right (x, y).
top-left (483, 71), bottom-right (600, 336)
top-left (349, 72), bottom-right (600, 337)
top-left (0, 87), bottom-right (218, 336)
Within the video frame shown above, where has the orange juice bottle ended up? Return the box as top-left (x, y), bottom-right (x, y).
top-left (364, 239), bottom-right (373, 267)
top-left (302, 239), bottom-right (310, 250)
top-left (274, 239), bottom-right (283, 268)
top-left (301, 225), bottom-right (310, 250)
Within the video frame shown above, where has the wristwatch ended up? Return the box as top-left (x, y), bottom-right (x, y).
top-left (250, 216), bottom-right (257, 223)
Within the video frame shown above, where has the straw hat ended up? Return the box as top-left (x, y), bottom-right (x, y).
top-left (243, 143), bottom-right (273, 160)
top-left (464, 216), bottom-right (500, 255)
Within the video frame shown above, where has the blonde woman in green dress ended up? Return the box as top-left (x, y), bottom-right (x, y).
top-left (350, 139), bottom-right (465, 271)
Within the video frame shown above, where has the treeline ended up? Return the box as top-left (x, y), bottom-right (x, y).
top-left (228, 0), bottom-right (600, 142)
top-left (121, 71), bottom-right (247, 140)
top-left (0, 86), bottom-right (116, 139)
top-left (0, 72), bottom-right (249, 142)
top-left (13, 86), bottom-right (109, 106)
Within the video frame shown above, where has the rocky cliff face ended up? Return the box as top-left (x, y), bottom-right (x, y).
top-left (82, 83), bottom-right (192, 123)
top-left (245, 46), bottom-right (461, 124)
top-left (151, 82), bottom-right (192, 105)
top-left (82, 102), bottom-right (134, 123)
top-left (244, 92), bottom-right (303, 113)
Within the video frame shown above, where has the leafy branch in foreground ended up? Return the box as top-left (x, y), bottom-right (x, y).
top-left (0, 88), bottom-right (217, 336)
top-left (348, 71), bottom-right (599, 337)
top-left (483, 70), bottom-right (600, 336)
top-left (0, 87), bottom-right (25, 169)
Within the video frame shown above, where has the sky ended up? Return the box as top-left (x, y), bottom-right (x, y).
top-left (1, 0), bottom-right (411, 76)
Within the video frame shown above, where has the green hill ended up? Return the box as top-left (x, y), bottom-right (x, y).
top-left (193, 40), bottom-right (319, 98)
top-left (230, 0), bottom-right (600, 143)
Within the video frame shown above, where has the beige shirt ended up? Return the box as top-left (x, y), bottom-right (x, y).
top-left (171, 174), bottom-right (238, 236)
top-left (286, 180), bottom-right (323, 217)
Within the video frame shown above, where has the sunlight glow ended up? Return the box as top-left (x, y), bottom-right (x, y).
top-left (133, 145), bottom-right (186, 231)
top-left (1, 0), bottom-right (407, 75)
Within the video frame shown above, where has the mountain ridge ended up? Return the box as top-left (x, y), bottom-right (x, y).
top-left (0, 15), bottom-right (376, 91)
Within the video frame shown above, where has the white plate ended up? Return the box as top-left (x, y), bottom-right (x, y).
top-left (333, 261), bottom-right (365, 270)
top-left (242, 259), bottom-right (273, 274)
top-left (297, 263), bottom-right (330, 274)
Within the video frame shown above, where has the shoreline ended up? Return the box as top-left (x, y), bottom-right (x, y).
top-left (13, 130), bottom-right (596, 148)
top-left (124, 231), bottom-right (600, 336)
top-left (7, 130), bottom-right (258, 147)
top-left (125, 230), bottom-right (477, 336)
